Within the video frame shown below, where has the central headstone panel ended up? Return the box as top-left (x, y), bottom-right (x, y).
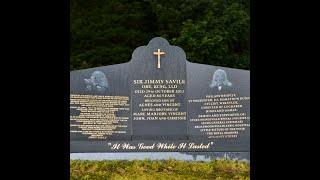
top-left (129, 38), bottom-right (187, 140)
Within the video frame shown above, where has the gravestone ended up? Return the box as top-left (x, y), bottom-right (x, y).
top-left (70, 37), bottom-right (250, 153)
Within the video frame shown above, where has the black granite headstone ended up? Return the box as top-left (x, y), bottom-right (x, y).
top-left (70, 37), bottom-right (250, 153)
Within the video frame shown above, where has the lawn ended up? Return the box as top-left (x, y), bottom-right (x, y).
top-left (71, 159), bottom-right (250, 180)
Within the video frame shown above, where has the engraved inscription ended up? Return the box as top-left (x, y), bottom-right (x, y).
top-left (132, 79), bottom-right (187, 121)
top-left (70, 94), bottom-right (130, 139)
top-left (189, 93), bottom-right (250, 139)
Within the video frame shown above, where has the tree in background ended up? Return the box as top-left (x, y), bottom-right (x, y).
top-left (71, 0), bottom-right (249, 70)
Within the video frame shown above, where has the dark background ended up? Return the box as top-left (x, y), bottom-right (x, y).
top-left (70, 0), bottom-right (249, 70)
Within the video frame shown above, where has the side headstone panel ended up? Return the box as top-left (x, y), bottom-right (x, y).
top-left (187, 62), bottom-right (250, 151)
top-left (70, 63), bottom-right (131, 152)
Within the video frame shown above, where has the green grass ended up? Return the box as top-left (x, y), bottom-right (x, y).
top-left (71, 159), bottom-right (250, 180)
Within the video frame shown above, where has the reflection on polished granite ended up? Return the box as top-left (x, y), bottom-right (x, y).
top-left (70, 152), bottom-right (249, 162)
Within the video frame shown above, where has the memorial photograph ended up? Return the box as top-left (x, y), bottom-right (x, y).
top-left (210, 69), bottom-right (232, 91)
top-left (84, 71), bottom-right (108, 93)
top-left (70, 0), bottom-right (250, 179)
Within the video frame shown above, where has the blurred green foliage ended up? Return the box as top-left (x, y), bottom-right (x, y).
top-left (71, 0), bottom-right (249, 70)
top-left (70, 159), bottom-right (250, 179)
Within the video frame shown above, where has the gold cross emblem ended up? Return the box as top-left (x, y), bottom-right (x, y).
top-left (153, 49), bottom-right (166, 68)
